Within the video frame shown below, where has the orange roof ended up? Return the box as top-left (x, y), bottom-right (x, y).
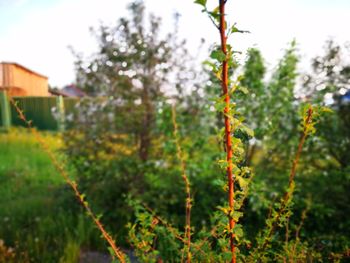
top-left (1, 61), bottom-right (48, 79)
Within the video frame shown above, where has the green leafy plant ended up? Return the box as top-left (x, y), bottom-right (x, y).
top-left (251, 104), bottom-right (331, 261)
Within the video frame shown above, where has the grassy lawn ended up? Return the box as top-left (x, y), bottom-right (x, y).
top-left (0, 129), bottom-right (99, 262)
top-left (0, 129), bottom-right (63, 216)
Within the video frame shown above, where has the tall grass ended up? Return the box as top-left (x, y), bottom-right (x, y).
top-left (0, 129), bottom-right (102, 262)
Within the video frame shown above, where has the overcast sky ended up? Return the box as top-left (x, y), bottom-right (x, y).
top-left (0, 0), bottom-right (349, 87)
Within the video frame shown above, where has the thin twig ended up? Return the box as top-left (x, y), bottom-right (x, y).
top-left (171, 104), bottom-right (192, 263)
top-left (208, 14), bottom-right (220, 30)
top-left (290, 199), bottom-right (311, 260)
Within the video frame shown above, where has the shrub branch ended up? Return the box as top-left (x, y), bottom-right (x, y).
top-left (256, 105), bottom-right (314, 257)
top-left (171, 104), bottom-right (192, 263)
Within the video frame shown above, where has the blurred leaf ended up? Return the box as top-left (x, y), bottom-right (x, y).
top-left (194, 0), bottom-right (207, 7)
top-left (210, 50), bottom-right (226, 62)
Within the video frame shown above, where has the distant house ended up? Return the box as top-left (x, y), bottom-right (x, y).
top-left (49, 85), bottom-right (86, 97)
top-left (0, 62), bottom-right (49, 96)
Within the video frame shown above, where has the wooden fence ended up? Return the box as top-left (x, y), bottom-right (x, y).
top-left (0, 91), bottom-right (78, 131)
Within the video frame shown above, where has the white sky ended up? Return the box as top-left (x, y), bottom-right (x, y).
top-left (0, 0), bottom-right (349, 87)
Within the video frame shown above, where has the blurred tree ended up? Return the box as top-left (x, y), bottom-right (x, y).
top-left (239, 41), bottom-right (299, 167)
top-left (303, 40), bottom-right (350, 104)
top-left (64, 0), bottom-right (215, 244)
top-left (297, 40), bottom-right (350, 250)
top-left (240, 42), bottom-right (301, 237)
top-left (242, 40), bottom-right (350, 253)
top-left (238, 48), bottom-right (266, 164)
top-left (72, 0), bottom-right (191, 162)
top-left (302, 40), bottom-right (350, 169)
top-left (264, 40), bottom-right (299, 155)
top-left (240, 48), bottom-right (266, 137)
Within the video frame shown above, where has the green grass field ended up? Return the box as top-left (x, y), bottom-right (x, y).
top-left (0, 129), bottom-right (100, 262)
top-left (0, 129), bottom-right (63, 216)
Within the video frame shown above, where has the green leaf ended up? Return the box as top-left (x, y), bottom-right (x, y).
top-left (208, 6), bottom-right (220, 22)
top-left (107, 246), bottom-right (115, 257)
top-left (321, 106), bottom-right (333, 113)
top-left (203, 60), bottom-right (217, 71)
top-left (231, 211), bottom-right (243, 221)
top-left (241, 125), bottom-right (254, 138)
top-left (230, 24), bottom-right (250, 34)
top-left (223, 251), bottom-right (234, 261)
top-left (236, 176), bottom-right (249, 188)
top-left (240, 167), bottom-right (251, 176)
top-left (208, 11), bottom-right (220, 20)
top-left (236, 74), bottom-right (245, 82)
top-left (214, 100), bottom-right (226, 112)
top-left (212, 5), bottom-right (219, 14)
top-left (238, 86), bottom-right (249, 94)
top-left (210, 50), bottom-right (226, 62)
top-left (233, 224), bottom-right (244, 240)
top-left (230, 83), bottom-right (238, 94)
top-left (231, 25), bottom-right (240, 33)
top-left (217, 159), bottom-right (229, 169)
top-left (232, 164), bottom-right (241, 174)
top-left (194, 0), bottom-right (207, 7)
top-left (218, 206), bottom-right (230, 215)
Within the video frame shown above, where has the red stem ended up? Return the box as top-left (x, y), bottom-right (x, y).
top-left (219, 1), bottom-right (236, 262)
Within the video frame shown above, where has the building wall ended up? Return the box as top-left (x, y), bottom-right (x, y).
top-left (0, 63), bottom-right (49, 96)
top-left (0, 64), bottom-right (3, 87)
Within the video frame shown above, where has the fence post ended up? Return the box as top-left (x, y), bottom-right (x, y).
top-left (0, 90), bottom-right (11, 131)
top-left (56, 95), bottom-right (65, 132)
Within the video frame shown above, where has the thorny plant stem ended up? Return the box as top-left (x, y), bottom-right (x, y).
top-left (171, 105), bottom-right (192, 263)
top-left (285, 217), bottom-right (290, 247)
top-left (219, 0), bottom-right (236, 262)
top-left (259, 106), bottom-right (313, 254)
top-left (9, 97), bottom-right (126, 263)
top-left (287, 108), bottom-right (314, 189)
top-left (290, 202), bottom-right (309, 260)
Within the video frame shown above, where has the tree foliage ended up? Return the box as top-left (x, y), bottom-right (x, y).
top-left (71, 0), bottom-right (195, 162)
